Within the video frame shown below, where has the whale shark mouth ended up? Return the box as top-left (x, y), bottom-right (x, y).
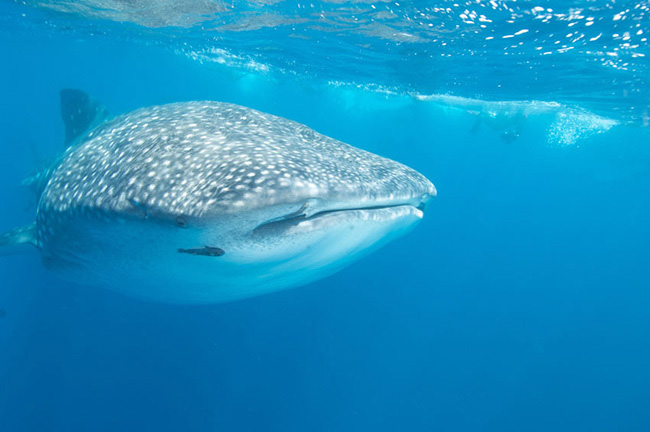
top-left (253, 200), bottom-right (428, 233)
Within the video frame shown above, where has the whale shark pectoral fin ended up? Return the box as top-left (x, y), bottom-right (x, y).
top-left (0, 223), bottom-right (38, 256)
top-left (177, 246), bottom-right (225, 257)
top-left (60, 89), bottom-right (110, 146)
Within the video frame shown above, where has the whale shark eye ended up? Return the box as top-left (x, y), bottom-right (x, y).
top-left (175, 216), bottom-right (188, 228)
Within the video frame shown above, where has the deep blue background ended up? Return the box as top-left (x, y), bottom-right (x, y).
top-left (2, 8), bottom-right (650, 432)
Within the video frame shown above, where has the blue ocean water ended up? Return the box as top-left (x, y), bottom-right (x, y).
top-left (1, 0), bottom-right (650, 430)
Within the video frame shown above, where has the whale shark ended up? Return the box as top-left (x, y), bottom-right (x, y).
top-left (1, 90), bottom-right (435, 303)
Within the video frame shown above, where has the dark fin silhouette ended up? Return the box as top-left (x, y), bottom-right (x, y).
top-left (178, 246), bottom-right (225, 257)
top-left (0, 223), bottom-right (37, 256)
top-left (60, 89), bottom-right (109, 146)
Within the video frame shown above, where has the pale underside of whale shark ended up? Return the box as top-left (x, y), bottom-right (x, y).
top-left (1, 90), bottom-right (435, 303)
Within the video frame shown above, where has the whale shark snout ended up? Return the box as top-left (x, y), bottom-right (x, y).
top-left (3, 92), bottom-right (436, 303)
top-left (209, 142), bottom-right (436, 240)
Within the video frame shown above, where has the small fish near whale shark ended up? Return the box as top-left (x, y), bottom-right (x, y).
top-left (1, 90), bottom-right (435, 303)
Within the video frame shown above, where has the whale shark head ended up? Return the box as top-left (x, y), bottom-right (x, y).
top-left (35, 100), bottom-right (435, 303)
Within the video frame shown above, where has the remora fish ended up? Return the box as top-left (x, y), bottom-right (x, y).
top-left (1, 90), bottom-right (435, 303)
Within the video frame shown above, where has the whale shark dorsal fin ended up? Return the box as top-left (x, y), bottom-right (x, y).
top-left (60, 89), bottom-right (109, 146)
